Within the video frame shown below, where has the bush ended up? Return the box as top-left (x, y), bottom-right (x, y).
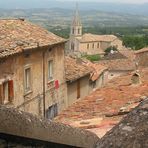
top-left (105, 46), bottom-right (118, 54)
top-left (83, 54), bottom-right (101, 62)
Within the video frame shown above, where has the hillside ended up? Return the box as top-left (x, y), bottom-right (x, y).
top-left (1, 8), bottom-right (148, 30)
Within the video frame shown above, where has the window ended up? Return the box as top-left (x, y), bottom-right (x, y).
top-left (97, 42), bottom-right (100, 48)
top-left (92, 43), bottom-right (95, 49)
top-left (24, 67), bottom-right (31, 92)
top-left (78, 28), bottom-right (80, 34)
top-left (87, 44), bottom-right (89, 49)
top-left (46, 104), bottom-right (58, 119)
top-left (48, 60), bottom-right (53, 80)
top-left (0, 80), bottom-right (14, 104)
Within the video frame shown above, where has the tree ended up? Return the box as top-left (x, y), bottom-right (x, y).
top-left (105, 46), bottom-right (118, 54)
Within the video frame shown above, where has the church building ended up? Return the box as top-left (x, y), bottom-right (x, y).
top-left (67, 5), bottom-right (123, 56)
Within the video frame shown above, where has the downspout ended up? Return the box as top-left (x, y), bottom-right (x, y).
top-left (43, 50), bottom-right (46, 118)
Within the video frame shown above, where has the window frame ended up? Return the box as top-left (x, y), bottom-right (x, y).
top-left (48, 60), bottom-right (54, 81)
top-left (24, 65), bottom-right (32, 94)
top-left (0, 79), bottom-right (14, 104)
top-left (3, 81), bottom-right (9, 104)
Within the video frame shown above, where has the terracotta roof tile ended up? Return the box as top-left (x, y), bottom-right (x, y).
top-left (119, 49), bottom-right (136, 61)
top-left (96, 99), bottom-right (148, 148)
top-left (65, 57), bottom-right (93, 82)
top-left (84, 60), bottom-right (108, 81)
top-left (135, 47), bottom-right (148, 54)
top-left (99, 58), bottom-right (136, 71)
top-left (78, 33), bottom-right (118, 43)
top-left (55, 68), bottom-right (148, 138)
top-left (0, 19), bottom-right (65, 58)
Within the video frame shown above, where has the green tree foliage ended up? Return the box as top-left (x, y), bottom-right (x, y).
top-left (82, 54), bottom-right (101, 62)
top-left (122, 35), bottom-right (148, 50)
top-left (105, 46), bottom-right (118, 54)
top-left (47, 25), bottom-right (148, 50)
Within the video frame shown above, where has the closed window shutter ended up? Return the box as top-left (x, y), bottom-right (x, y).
top-left (0, 84), bottom-right (3, 104)
top-left (8, 80), bottom-right (14, 102)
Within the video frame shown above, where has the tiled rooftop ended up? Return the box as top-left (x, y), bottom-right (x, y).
top-left (119, 49), bottom-right (136, 61)
top-left (99, 58), bottom-right (136, 71)
top-left (135, 47), bottom-right (148, 54)
top-left (55, 68), bottom-right (148, 138)
top-left (84, 60), bottom-right (108, 81)
top-left (65, 57), bottom-right (93, 82)
top-left (96, 98), bottom-right (148, 148)
top-left (0, 19), bottom-right (65, 58)
top-left (78, 33), bottom-right (118, 43)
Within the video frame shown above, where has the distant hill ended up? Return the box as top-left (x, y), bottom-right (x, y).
top-left (0, 1), bottom-right (148, 16)
top-left (0, 8), bottom-right (148, 30)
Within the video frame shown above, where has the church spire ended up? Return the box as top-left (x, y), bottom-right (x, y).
top-left (72, 3), bottom-right (82, 26)
top-left (70, 3), bottom-right (82, 37)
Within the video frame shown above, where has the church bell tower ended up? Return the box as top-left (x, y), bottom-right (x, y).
top-left (69, 3), bottom-right (82, 52)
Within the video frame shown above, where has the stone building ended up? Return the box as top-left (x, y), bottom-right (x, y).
top-left (135, 47), bottom-right (148, 67)
top-left (67, 6), bottom-right (123, 56)
top-left (0, 105), bottom-right (99, 148)
top-left (99, 52), bottom-right (136, 80)
top-left (0, 19), bottom-right (67, 119)
top-left (65, 57), bottom-right (108, 106)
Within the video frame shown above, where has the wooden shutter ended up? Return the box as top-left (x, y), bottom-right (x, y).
top-left (0, 84), bottom-right (3, 104)
top-left (8, 80), bottom-right (14, 102)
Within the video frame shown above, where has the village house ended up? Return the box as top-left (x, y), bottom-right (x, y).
top-left (99, 51), bottom-right (136, 80)
top-left (65, 56), bottom-right (108, 106)
top-left (135, 47), bottom-right (148, 67)
top-left (66, 6), bottom-right (123, 56)
top-left (55, 68), bottom-right (148, 138)
top-left (0, 19), bottom-right (67, 119)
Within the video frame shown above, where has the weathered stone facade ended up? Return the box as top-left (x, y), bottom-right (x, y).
top-left (135, 48), bottom-right (148, 67)
top-left (0, 19), bottom-right (67, 118)
top-left (0, 43), bottom-right (67, 117)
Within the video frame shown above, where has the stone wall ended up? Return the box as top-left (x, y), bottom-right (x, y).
top-left (67, 75), bottom-right (90, 106)
top-left (136, 51), bottom-right (148, 67)
top-left (0, 43), bottom-right (67, 117)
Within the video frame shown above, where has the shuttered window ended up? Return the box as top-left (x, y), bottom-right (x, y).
top-left (8, 80), bottom-right (14, 102)
top-left (3, 82), bottom-right (9, 104)
top-left (0, 84), bottom-right (3, 104)
top-left (0, 80), bottom-right (14, 104)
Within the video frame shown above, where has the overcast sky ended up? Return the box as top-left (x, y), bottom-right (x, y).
top-left (57, 0), bottom-right (148, 4)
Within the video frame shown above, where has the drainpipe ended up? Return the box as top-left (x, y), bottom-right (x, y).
top-left (43, 50), bottom-right (46, 118)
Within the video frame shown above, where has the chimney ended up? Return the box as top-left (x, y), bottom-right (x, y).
top-left (131, 72), bottom-right (141, 85)
top-left (19, 18), bottom-right (25, 21)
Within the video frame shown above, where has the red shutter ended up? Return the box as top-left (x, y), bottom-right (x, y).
top-left (8, 80), bottom-right (14, 102)
top-left (0, 84), bottom-right (3, 104)
top-left (55, 80), bottom-right (59, 89)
